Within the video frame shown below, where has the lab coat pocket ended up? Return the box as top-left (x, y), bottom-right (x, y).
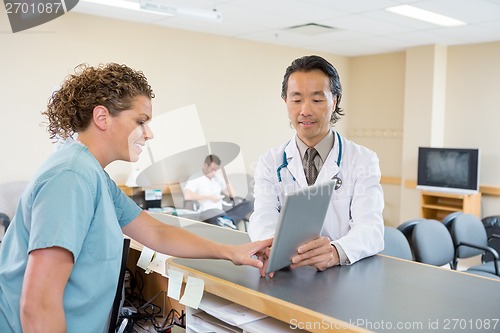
top-left (329, 190), bottom-right (353, 225)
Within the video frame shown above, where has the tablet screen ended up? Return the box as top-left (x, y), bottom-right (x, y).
top-left (265, 180), bottom-right (337, 274)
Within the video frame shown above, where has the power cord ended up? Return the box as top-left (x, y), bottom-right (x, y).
top-left (118, 270), bottom-right (185, 332)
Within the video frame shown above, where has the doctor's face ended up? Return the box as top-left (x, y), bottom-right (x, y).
top-left (284, 70), bottom-right (336, 147)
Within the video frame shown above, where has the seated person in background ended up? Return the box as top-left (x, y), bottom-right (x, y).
top-left (183, 154), bottom-right (253, 229)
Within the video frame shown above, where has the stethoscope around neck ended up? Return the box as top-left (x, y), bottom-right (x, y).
top-left (277, 131), bottom-right (343, 190)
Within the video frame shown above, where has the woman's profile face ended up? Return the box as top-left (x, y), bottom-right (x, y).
top-left (108, 95), bottom-right (154, 163)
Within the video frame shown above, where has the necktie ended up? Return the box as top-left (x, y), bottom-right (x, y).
top-left (305, 148), bottom-right (319, 186)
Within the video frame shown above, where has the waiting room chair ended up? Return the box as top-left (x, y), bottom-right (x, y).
top-left (441, 211), bottom-right (463, 230)
top-left (481, 215), bottom-right (500, 262)
top-left (411, 219), bottom-right (455, 268)
top-left (379, 226), bottom-right (413, 260)
top-left (397, 218), bottom-right (425, 254)
top-left (449, 213), bottom-right (500, 276)
top-left (410, 218), bottom-right (500, 279)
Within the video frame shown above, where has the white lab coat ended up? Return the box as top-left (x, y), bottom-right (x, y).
top-left (248, 131), bottom-right (384, 265)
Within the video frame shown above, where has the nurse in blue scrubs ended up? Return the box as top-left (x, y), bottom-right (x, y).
top-left (0, 63), bottom-right (271, 333)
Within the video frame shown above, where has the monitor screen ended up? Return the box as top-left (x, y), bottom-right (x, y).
top-left (417, 147), bottom-right (479, 194)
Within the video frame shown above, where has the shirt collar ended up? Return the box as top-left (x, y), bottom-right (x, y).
top-left (296, 130), bottom-right (334, 162)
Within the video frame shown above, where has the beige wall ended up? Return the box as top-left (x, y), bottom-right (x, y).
top-left (2, 8), bottom-right (500, 225)
top-left (0, 10), bottom-right (346, 185)
top-left (346, 52), bottom-right (406, 225)
top-left (445, 42), bottom-right (500, 218)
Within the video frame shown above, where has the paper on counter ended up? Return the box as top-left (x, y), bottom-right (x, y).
top-left (191, 311), bottom-right (242, 333)
top-left (180, 276), bottom-right (204, 309)
top-left (147, 252), bottom-right (171, 276)
top-left (167, 268), bottom-right (184, 300)
top-left (137, 246), bottom-right (156, 272)
top-left (204, 303), bottom-right (267, 326)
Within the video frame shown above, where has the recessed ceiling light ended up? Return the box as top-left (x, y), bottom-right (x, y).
top-left (386, 5), bottom-right (466, 27)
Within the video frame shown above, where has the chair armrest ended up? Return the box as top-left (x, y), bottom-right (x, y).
top-left (456, 242), bottom-right (500, 275)
top-left (488, 234), bottom-right (500, 242)
top-left (457, 242), bottom-right (500, 260)
top-left (231, 196), bottom-right (246, 204)
top-left (222, 196), bottom-right (246, 208)
top-left (183, 200), bottom-right (200, 211)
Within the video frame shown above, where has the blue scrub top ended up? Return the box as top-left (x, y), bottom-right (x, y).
top-left (0, 140), bottom-right (142, 333)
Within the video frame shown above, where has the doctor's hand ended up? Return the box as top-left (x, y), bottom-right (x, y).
top-left (290, 236), bottom-right (340, 272)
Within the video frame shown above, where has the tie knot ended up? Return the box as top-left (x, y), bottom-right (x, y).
top-left (306, 148), bottom-right (318, 163)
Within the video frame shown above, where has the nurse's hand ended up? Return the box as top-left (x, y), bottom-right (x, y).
top-left (228, 238), bottom-right (273, 269)
top-left (290, 236), bottom-right (339, 271)
top-left (256, 244), bottom-right (274, 278)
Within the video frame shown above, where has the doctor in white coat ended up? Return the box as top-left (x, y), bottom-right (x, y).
top-left (248, 55), bottom-right (384, 273)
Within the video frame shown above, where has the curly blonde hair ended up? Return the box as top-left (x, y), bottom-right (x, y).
top-left (43, 63), bottom-right (155, 140)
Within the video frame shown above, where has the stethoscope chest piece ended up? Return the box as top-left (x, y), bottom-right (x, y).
top-left (333, 175), bottom-right (342, 190)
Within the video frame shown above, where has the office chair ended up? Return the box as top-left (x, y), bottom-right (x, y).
top-left (411, 219), bottom-right (500, 279)
top-left (182, 199), bottom-right (200, 212)
top-left (481, 215), bottom-right (500, 262)
top-left (379, 226), bottom-right (413, 260)
top-left (449, 214), bottom-right (500, 276)
top-left (397, 218), bottom-right (425, 252)
top-left (441, 211), bottom-right (463, 230)
top-left (411, 219), bottom-right (455, 267)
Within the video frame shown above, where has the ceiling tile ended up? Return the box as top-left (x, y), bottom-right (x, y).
top-left (73, 0), bottom-right (500, 56)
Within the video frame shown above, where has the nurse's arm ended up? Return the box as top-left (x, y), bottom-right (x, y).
top-left (123, 211), bottom-right (271, 270)
top-left (20, 246), bottom-right (73, 333)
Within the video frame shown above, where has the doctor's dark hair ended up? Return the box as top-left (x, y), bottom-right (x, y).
top-left (281, 55), bottom-right (344, 125)
top-left (43, 63), bottom-right (155, 141)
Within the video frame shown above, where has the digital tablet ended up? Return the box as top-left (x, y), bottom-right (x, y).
top-left (265, 180), bottom-right (337, 274)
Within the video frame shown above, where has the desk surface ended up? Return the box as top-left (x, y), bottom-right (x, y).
top-left (129, 212), bottom-right (250, 251)
top-left (133, 214), bottom-right (500, 332)
top-left (169, 254), bottom-right (500, 333)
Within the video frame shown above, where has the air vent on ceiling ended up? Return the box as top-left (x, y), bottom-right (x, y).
top-left (284, 23), bottom-right (338, 35)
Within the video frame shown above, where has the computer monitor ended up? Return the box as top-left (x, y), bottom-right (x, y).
top-left (106, 238), bottom-right (130, 333)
